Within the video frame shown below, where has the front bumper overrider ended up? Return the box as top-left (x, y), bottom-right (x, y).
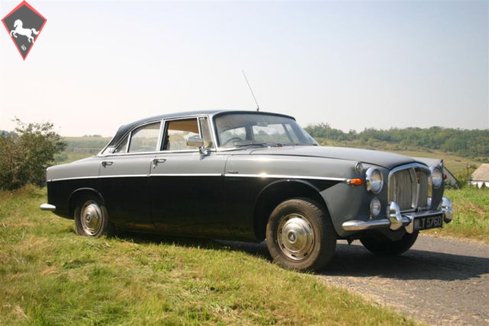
top-left (342, 197), bottom-right (453, 234)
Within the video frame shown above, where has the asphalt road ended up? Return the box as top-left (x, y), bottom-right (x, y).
top-left (320, 235), bottom-right (489, 325)
top-left (224, 235), bottom-right (489, 325)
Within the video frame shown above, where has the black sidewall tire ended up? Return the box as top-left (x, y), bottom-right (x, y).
top-left (360, 231), bottom-right (419, 256)
top-left (266, 198), bottom-right (336, 272)
top-left (74, 195), bottom-right (113, 238)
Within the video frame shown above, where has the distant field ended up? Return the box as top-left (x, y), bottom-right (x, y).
top-left (0, 187), bottom-right (415, 325)
top-left (56, 137), bottom-right (111, 164)
top-left (314, 138), bottom-right (480, 177)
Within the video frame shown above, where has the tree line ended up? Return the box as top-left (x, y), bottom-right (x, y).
top-left (305, 123), bottom-right (489, 159)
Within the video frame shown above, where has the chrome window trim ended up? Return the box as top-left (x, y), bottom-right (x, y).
top-left (100, 119), bottom-right (164, 156)
top-left (127, 121), bottom-right (162, 154)
top-left (159, 116), bottom-right (217, 152)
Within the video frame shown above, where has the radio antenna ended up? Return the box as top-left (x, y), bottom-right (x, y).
top-left (242, 70), bottom-right (260, 112)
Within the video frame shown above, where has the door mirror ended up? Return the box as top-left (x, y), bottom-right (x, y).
top-left (186, 135), bottom-right (208, 156)
top-left (186, 135), bottom-right (204, 148)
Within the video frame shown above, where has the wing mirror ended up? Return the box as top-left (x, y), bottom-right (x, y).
top-left (186, 135), bottom-right (208, 156)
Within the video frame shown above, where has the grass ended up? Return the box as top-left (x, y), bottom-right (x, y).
top-left (426, 188), bottom-right (489, 244)
top-left (0, 186), bottom-right (415, 325)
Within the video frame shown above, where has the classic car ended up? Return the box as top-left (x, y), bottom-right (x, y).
top-left (40, 110), bottom-right (453, 271)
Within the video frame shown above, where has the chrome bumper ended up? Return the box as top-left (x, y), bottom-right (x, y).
top-left (342, 197), bottom-right (453, 234)
top-left (40, 203), bottom-right (56, 211)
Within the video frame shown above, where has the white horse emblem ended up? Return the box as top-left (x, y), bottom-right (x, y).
top-left (10, 19), bottom-right (39, 44)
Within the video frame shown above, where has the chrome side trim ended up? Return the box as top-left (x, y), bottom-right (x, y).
top-left (150, 173), bottom-right (222, 177)
top-left (50, 173), bottom-right (346, 183)
top-left (40, 203), bottom-right (56, 211)
top-left (50, 173), bottom-right (224, 182)
top-left (50, 176), bottom-right (100, 182)
top-left (223, 173), bottom-right (347, 182)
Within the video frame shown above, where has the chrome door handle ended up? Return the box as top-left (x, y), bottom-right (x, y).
top-left (152, 158), bottom-right (167, 168)
top-left (101, 161), bottom-right (113, 167)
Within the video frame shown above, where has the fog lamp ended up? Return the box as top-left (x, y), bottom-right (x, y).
top-left (370, 198), bottom-right (381, 217)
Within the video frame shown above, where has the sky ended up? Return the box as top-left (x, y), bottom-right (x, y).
top-left (0, 0), bottom-right (488, 137)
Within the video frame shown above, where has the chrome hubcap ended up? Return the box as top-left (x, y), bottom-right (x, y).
top-left (277, 214), bottom-right (314, 261)
top-left (80, 201), bottom-right (103, 236)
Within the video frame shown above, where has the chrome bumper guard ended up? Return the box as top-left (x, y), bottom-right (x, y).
top-left (40, 203), bottom-right (56, 211)
top-left (342, 197), bottom-right (453, 234)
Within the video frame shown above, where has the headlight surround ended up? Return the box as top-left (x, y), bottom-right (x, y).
top-left (431, 166), bottom-right (443, 189)
top-left (366, 167), bottom-right (384, 194)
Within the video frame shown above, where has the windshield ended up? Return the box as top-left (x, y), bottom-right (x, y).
top-left (214, 113), bottom-right (318, 148)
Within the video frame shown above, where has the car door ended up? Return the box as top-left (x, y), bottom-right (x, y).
top-left (149, 117), bottom-right (227, 237)
top-left (98, 121), bottom-right (161, 231)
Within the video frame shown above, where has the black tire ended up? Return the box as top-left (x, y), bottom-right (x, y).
top-left (74, 195), bottom-right (114, 238)
top-left (360, 231), bottom-right (419, 256)
top-left (266, 198), bottom-right (336, 272)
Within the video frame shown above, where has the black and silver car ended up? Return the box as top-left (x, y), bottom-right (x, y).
top-left (40, 110), bottom-right (453, 271)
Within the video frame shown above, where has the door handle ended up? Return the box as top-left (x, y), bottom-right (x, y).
top-left (152, 158), bottom-right (167, 168)
top-left (101, 161), bottom-right (113, 167)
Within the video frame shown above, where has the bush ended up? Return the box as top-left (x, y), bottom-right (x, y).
top-left (0, 119), bottom-right (66, 190)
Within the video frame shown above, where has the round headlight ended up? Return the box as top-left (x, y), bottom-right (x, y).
top-left (431, 166), bottom-right (443, 189)
top-left (370, 198), bottom-right (381, 217)
top-left (366, 167), bottom-right (383, 194)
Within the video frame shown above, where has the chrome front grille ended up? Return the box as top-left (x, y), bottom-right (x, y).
top-left (389, 164), bottom-right (430, 212)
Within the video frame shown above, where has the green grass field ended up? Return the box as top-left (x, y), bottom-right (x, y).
top-left (426, 188), bottom-right (489, 244)
top-left (0, 187), bottom-right (415, 325)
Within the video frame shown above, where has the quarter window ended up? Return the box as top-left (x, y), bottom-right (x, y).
top-left (128, 122), bottom-right (161, 153)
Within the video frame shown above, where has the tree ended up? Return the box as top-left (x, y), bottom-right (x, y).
top-left (0, 119), bottom-right (66, 190)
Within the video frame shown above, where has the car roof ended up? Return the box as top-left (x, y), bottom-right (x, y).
top-left (105, 110), bottom-right (295, 148)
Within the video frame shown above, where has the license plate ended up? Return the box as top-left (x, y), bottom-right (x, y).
top-left (414, 214), bottom-right (443, 230)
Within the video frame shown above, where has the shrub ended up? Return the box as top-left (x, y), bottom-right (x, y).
top-left (0, 119), bottom-right (66, 190)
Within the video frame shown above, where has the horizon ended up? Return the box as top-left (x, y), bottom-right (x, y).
top-left (1, 1), bottom-right (488, 136)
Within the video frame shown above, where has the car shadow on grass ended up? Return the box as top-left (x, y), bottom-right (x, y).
top-left (320, 241), bottom-right (489, 281)
top-left (115, 231), bottom-right (272, 260)
top-left (108, 232), bottom-right (489, 281)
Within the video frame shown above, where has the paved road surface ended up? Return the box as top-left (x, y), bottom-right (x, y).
top-left (225, 235), bottom-right (489, 325)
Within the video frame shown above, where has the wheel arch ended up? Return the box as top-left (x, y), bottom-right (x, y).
top-left (253, 179), bottom-right (333, 241)
top-left (68, 188), bottom-right (106, 218)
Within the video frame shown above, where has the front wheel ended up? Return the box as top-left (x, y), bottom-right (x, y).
top-left (266, 198), bottom-right (336, 271)
top-left (360, 230), bottom-right (419, 256)
top-left (74, 195), bottom-right (114, 238)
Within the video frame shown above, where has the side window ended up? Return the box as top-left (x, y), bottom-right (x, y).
top-left (161, 119), bottom-right (199, 151)
top-left (128, 122), bottom-right (161, 153)
top-left (113, 136), bottom-right (128, 153)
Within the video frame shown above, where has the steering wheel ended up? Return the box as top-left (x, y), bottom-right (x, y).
top-left (222, 137), bottom-right (243, 146)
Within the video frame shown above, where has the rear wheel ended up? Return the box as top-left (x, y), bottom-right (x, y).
top-left (74, 195), bottom-right (114, 238)
top-left (360, 231), bottom-right (419, 255)
top-left (266, 198), bottom-right (336, 271)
